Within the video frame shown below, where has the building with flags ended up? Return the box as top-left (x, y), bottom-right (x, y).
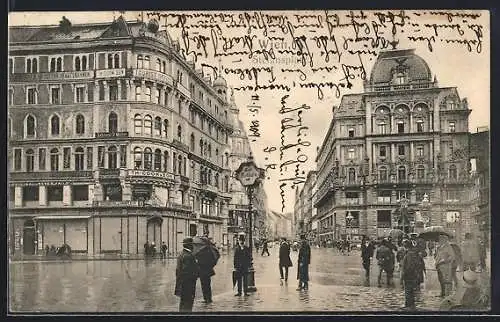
top-left (8, 16), bottom-right (237, 256)
top-left (313, 48), bottom-right (478, 243)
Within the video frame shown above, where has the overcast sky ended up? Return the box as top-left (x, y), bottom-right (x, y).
top-left (9, 11), bottom-right (490, 214)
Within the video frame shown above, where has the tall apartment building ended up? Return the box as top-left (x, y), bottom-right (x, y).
top-left (314, 48), bottom-right (476, 244)
top-left (293, 171), bottom-right (316, 241)
top-left (8, 17), bottom-right (238, 256)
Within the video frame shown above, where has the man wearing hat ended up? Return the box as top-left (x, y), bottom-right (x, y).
top-left (233, 234), bottom-right (252, 296)
top-left (296, 234), bottom-right (311, 291)
top-left (174, 237), bottom-right (199, 312)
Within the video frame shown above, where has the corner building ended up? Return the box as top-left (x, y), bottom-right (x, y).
top-left (314, 49), bottom-right (476, 243)
top-left (8, 17), bottom-right (236, 256)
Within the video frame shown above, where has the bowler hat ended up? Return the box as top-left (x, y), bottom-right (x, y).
top-left (183, 237), bottom-right (193, 245)
top-left (238, 234), bottom-right (245, 241)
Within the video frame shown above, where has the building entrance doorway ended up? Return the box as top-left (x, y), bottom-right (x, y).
top-left (23, 219), bottom-right (36, 255)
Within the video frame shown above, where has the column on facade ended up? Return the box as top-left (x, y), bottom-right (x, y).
top-left (122, 182), bottom-right (132, 201)
top-left (409, 112), bottom-right (413, 133)
top-left (14, 186), bottom-right (23, 207)
top-left (63, 185), bottom-right (72, 206)
top-left (430, 141), bottom-right (434, 169)
top-left (391, 144), bottom-right (395, 163)
top-left (410, 142), bottom-right (414, 162)
top-left (433, 98), bottom-right (440, 131)
top-left (39, 185), bottom-right (47, 206)
top-left (141, 80), bottom-right (146, 101)
top-left (103, 80), bottom-right (109, 102)
top-left (365, 101), bottom-right (372, 135)
top-left (127, 79), bottom-right (134, 101)
top-left (94, 80), bottom-right (99, 101)
top-left (117, 79), bottom-right (122, 100)
top-left (88, 184), bottom-right (95, 203)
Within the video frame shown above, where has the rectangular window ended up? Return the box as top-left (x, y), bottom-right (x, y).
top-left (73, 185), bottom-right (89, 201)
top-left (39, 148), bottom-right (46, 170)
top-left (398, 145), bottom-right (405, 156)
top-left (63, 147), bottom-right (71, 169)
top-left (397, 190), bottom-right (410, 200)
top-left (120, 145), bottom-right (127, 167)
top-left (378, 123), bottom-right (387, 134)
top-left (50, 87), bottom-right (61, 104)
top-left (99, 82), bottom-right (105, 101)
top-left (348, 128), bottom-right (355, 138)
top-left (377, 210), bottom-right (392, 228)
top-left (87, 147), bottom-right (93, 169)
top-left (27, 87), bottom-right (37, 104)
top-left (416, 121), bottom-right (424, 132)
top-left (109, 85), bottom-right (118, 101)
top-left (98, 146), bottom-right (105, 168)
top-left (377, 190), bottom-right (392, 203)
top-left (379, 145), bottom-right (386, 157)
top-left (47, 186), bottom-right (63, 201)
top-left (14, 149), bottom-right (21, 170)
top-left (23, 186), bottom-right (39, 201)
top-left (397, 122), bottom-right (405, 133)
top-left (446, 190), bottom-right (460, 202)
top-left (348, 148), bottom-right (355, 159)
top-left (449, 122), bottom-right (456, 133)
top-left (75, 86), bottom-right (85, 103)
top-left (416, 146), bottom-right (424, 157)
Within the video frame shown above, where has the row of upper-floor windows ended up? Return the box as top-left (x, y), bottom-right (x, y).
top-left (339, 120), bottom-right (458, 137)
top-left (338, 164), bottom-right (459, 183)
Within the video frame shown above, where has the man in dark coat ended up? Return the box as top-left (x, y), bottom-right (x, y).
top-left (401, 239), bottom-right (426, 310)
top-left (174, 237), bottom-right (199, 312)
top-left (279, 237), bottom-right (293, 282)
top-left (261, 239), bottom-right (270, 256)
top-left (361, 236), bottom-right (375, 284)
top-left (376, 239), bottom-right (395, 287)
top-left (296, 234), bottom-right (311, 290)
top-left (160, 242), bottom-right (168, 260)
top-left (196, 236), bottom-right (219, 304)
top-left (234, 234), bottom-right (252, 296)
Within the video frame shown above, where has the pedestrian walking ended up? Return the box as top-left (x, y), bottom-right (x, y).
top-left (151, 242), bottom-right (157, 258)
top-left (174, 238), bottom-right (199, 312)
top-left (400, 240), bottom-right (426, 310)
top-left (461, 233), bottom-right (480, 271)
top-left (435, 234), bottom-right (456, 297)
top-left (160, 241), bottom-right (168, 260)
top-left (450, 239), bottom-right (462, 290)
top-left (279, 237), bottom-right (293, 283)
top-left (376, 238), bottom-right (395, 287)
top-left (361, 236), bottom-right (374, 285)
top-left (196, 236), bottom-right (219, 304)
top-left (396, 243), bottom-right (408, 273)
top-left (144, 241), bottom-right (150, 258)
top-left (296, 234), bottom-right (311, 291)
top-left (234, 234), bottom-right (252, 297)
top-left (261, 240), bottom-right (270, 256)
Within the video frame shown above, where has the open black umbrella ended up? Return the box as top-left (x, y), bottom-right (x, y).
top-left (192, 236), bottom-right (220, 267)
top-left (418, 226), bottom-right (453, 241)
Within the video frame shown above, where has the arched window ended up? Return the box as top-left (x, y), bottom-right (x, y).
top-left (75, 57), bottom-right (81, 71)
top-left (144, 148), bottom-right (153, 170)
top-left (416, 119), bottom-right (424, 133)
top-left (26, 115), bottom-right (36, 137)
top-left (449, 165), bottom-right (458, 179)
top-left (190, 133), bottom-right (195, 151)
top-left (32, 58), bottom-right (38, 72)
top-left (208, 144), bottom-right (212, 158)
top-left (114, 54), bottom-right (120, 68)
top-left (25, 149), bottom-right (34, 172)
top-left (154, 117), bottom-right (162, 136)
top-left (108, 146), bottom-right (117, 169)
top-left (224, 152), bottom-right (229, 166)
top-left (154, 149), bottom-right (162, 170)
top-left (50, 58), bottom-right (56, 72)
top-left (137, 55), bottom-right (143, 68)
top-left (76, 114), bottom-right (85, 134)
top-left (183, 157), bottom-right (187, 175)
top-left (75, 147), bottom-right (84, 170)
top-left (145, 87), bottom-right (151, 101)
top-left (177, 155), bottom-right (182, 175)
top-left (204, 142), bottom-right (208, 156)
top-left (348, 168), bottom-right (356, 183)
top-left (215, 149), bottom-right (219, 164)
top-left (398, 166), bottom-right (407, 181)
top-left (163, 119), bottom-right (169, 137)
top-left (200, 167), bottom-right (205, 183)
top-left (144, 115), bottom-right (152, 135)
top-left (108, 112), bottom-right (118, 133)
top-left (215, 173), bottom-right (219, 189)
top-left (50, 148), bottom-right (59, 171)
top-left (417, 165), bottom-right (425, 179)
top-left (177, 125), bottom-right (182, 141)
top-left (199, 139), bottom-right (204, 155)
top-left (108, 54), bottom-right (114, 68)
top-left (82, 56), bottom-right (87, 70)
top-left (144, 56), bottom-right (150, 69)
top-left (208, 170), bottom-right (212, 185)
top-left (162, 61), bottom-right (166, 73)
top-left (134, 147), bottom-right (142, 169)
top-left (135, 86), bottom-right (142, 101)
top-left (50, 115), bottom-right (60, 136)
top-left (156, 58), bottom-right (161, 71)
top-left (379, 166), bottom-right (388, 182)
top-left (163, 151), bottom-right (169, 172)
top-left (134, 114), bottom-right (142, 134)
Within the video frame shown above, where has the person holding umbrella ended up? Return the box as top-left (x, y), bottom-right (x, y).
top-left (193, 235), bottom-right (220, 304)
top-left (233, 234), bottom-right (252, 296)
top-left (174, 238), bottom-right (199, 312)
top-left (435, 233), bottom-right (457, 297)
top-left (279, 237), bottom-right (293, 283)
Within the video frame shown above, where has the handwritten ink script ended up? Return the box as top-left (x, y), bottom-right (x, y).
top-left (144, 10), bottom-right (487, 214)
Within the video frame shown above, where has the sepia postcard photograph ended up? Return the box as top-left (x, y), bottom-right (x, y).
top-left (7, 9), bottom-right (491, 314)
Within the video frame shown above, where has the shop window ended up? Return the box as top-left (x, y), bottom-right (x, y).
top-left (73, 185), bottom-right (89, 201)
top-left (23, 186), bottom-right (39, 201)
top-left (104, 184), bottom-right (122, 201)
top-left (47, 186), bottom-right (63, 201)
top-left (377, 190), bottom-right (391, 203)
top-left (377, 210), bottom-right (392, 228)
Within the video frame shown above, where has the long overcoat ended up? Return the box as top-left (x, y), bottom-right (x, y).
top-left (297, 241), bottom-right (311, 281)
top-left (279, 242), bottom-right (293, 267)
top-left (174, 249), bottom-right (199, 297)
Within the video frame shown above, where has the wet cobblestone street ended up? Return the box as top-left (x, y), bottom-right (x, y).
top-left (9, 247), bottom-right (480, 312)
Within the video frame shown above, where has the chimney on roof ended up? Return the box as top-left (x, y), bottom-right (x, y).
top-left (59, 16), bottom-right (72, 34)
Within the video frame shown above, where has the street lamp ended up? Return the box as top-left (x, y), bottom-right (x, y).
top-left (346, 212), bottom-right (354, 241)
top-left (235, 155), bottom-right (265, 293)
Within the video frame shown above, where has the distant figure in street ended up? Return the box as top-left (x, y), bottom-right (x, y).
top-left (396, 242), bottom-right (408, 272)
top-left (376, 238), bottom-right (395, 287)
top-left (296, 234), bottom-right (311, 291)
top-left (279, 237), bottom-right (293, 283)
top-left (151, 242), bottom-right (157, 258)
top-left (44, 245), bottom-right (50, 256)
top-left (174, 237), bottom-right (199, 312)
top-left (234, 234), bottom-right (252, 297)
top-left (161, 242), bottom-right (168, 259)
top-left (144, 241), bottom-right (150, 258)
top-left (261, 240), bottom-right (270, 256)
top-left (435, 234), bottom-right (456, 297)
top-left (401, 239), bottom-right (426, 310)
top-left (361, 236), bottom-right (375, 285)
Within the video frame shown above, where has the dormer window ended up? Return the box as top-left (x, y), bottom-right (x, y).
top-left (394, 73), bottom-right (406, 85)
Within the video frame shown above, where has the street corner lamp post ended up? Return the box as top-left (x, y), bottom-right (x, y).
top-left (346, 212), bottom-right (353, 241)
top-left (235, 154), bottom-right (265, 293)
top-left (399, 197), bottom-right (409, 234)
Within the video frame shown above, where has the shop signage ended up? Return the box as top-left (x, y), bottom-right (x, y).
top-left (128, 170), bottom-right (174, 180)
top-left (96, 68), bottom-right (126, 78)
top-left (41, 70), bottom-right (94, 80)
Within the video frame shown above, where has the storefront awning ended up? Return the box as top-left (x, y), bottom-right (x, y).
top-left (34, 216), bottom-right (91, 220)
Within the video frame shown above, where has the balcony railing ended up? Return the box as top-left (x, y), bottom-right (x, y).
top-left (132, 68), bottom-right (174, 86)
top-left (166, 201), bottom-right (193, 212)
top-left (95, 131), bottom-right (129, 139)
top-left (10, 171), bottom-right (93, 181)
top-left (200, 183), bottom-right (218, 194)
top-left (172, 139), bottom-right (189, 152)
top-left (99, 168), bottom-right (121, 177)
top-left (176, 82), bottom-right (191, 98)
